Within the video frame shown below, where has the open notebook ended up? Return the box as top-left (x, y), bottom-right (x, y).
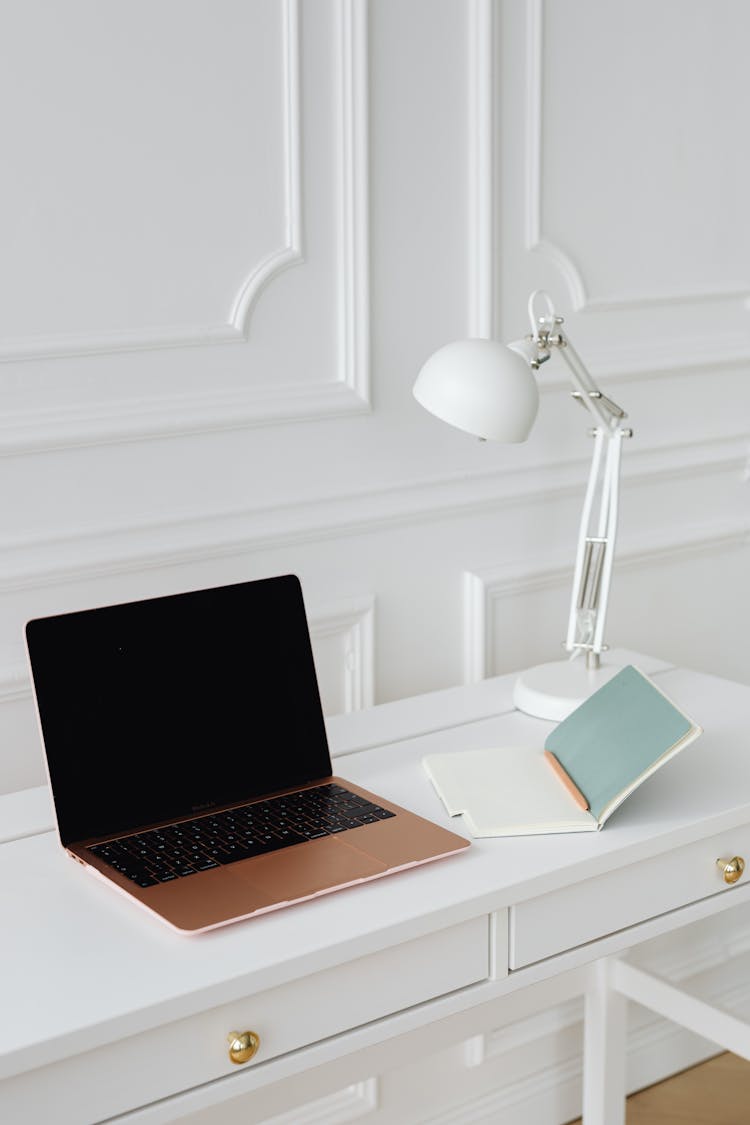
top-left (422, 665), bottom-right (702, 837)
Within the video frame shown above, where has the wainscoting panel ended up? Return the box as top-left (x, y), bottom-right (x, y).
top-left (493, 0), bottom-right (750, 373)
top-left (464, 520), bottom-right (750, 686)
top-left (0, 0), bottom-right (369, 450)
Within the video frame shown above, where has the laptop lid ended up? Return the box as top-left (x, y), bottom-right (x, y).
top-left (25, 574), bottom-right (333, 848)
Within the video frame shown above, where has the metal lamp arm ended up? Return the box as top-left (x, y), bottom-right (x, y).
top-left (557, 335), bottom-right (627, 432)
top-left (526, 293), bottom-right (632, 666)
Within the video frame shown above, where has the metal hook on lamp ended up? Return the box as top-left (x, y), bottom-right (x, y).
top-left (413, 291), bottom-right (633, 721)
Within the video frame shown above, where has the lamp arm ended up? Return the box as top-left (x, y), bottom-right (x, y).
top-left (564, 426), bottom-right (624, 663)
top-left (526, 297), bottom-right (631, 665)
top-left (551, 333), bottom-right (626, 432)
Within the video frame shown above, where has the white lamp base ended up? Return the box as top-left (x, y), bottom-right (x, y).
top-left (513, 657), bottom-right (624, 722)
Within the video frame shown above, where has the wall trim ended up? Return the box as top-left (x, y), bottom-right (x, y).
top-left (463, 517), bottom-right (750, 682)
top-left (2, 597), bottom-right (376, 719)
top-left (335, 0), bottom-right (370, 404)
top-left (447, 933), bottom-right (750, 1125)
top-left (524, 0), bottom-right (587, 311)
top-left (262, 1078), bottom-right (378, 1125)
top-left (522, 0), bottom-right (750, 318)
top-left (311, 595), bottom-right (376, 714)
top-left (0, 381), bottom-right (368, 455)
top-left (230, 0), bottom-right (303, 337)
top-left (468, 0), bottom-right (494, 339)
top-left (0, 0), bottom-right (371, 451)
top-left (2, 434), bottom-right (746, 593)
top-left (467, 0), bottom-right (750, 376)
top-left (1, 0), bottom-right (302, 365)
top-left (0, 666), bottom-right (30, 702)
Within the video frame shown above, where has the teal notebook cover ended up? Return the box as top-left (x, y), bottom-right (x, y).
top-left (544, 665), bottom-right (695, 822)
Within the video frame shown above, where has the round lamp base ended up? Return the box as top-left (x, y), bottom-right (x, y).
top-left (513, 658), bottom-right (623, 722)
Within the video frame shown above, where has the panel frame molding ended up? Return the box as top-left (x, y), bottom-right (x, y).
top-left (463, 517), bottom-right (750, 682)
top-left (2, 595), bottom-right (375, 723)
top-left (260, 1077), bottom-right (378, 1125)
top-left (310, 594), bottom-right (376, 716)
top-left (2, 434), bottom-right (746, 594)
top-left (472, 0), bottom-right (750, 369)
top-left (524, 0), bottom-right (750, 314)
top-left (0, 0), bottom-right (370, 450)
top-left (0, 0), bottom-right (302, 364)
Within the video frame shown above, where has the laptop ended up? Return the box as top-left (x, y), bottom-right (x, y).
top-left (25, 574), bottom-right (469, 934)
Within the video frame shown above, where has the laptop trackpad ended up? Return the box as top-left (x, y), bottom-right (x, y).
top-left (240, 837), bottom-right (387, 902)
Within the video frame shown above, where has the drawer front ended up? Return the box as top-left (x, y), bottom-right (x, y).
top-left (3, 915), bottom-right (489, 1125)
top-left (510, 826), bottom-right (750, 968)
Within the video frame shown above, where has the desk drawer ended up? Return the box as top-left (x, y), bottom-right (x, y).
top-left (3, 915), bottom-right (488, 1125)
top-left (510, 826), bottom-right (750, 968)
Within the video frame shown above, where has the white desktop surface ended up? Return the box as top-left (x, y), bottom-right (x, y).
top-left (3, 653), bottom-right (750, 1124)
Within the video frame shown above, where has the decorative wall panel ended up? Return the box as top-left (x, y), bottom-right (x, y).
top-left (493, 0), bottom-right (750, 371)
top-left (0, 0), bottom-right (369, 448)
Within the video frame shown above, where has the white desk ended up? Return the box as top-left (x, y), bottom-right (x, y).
top-left (3, 656), bottom-right (750, 1124)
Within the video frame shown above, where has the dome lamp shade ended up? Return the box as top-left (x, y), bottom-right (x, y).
top-left (412, 338), bottom-right (540, 444)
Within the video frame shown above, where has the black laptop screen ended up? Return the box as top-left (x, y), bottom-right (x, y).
top-left (25, 575), bottom-right (334, 847)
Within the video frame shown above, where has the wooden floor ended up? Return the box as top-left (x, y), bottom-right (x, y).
top-left (567, 1052), bottom-right (750, 1124)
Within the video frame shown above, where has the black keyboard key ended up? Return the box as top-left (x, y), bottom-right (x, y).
top-left (272, 829), bottom-right (307, 848)
top-left (87, 783), bottom-right (395, 884)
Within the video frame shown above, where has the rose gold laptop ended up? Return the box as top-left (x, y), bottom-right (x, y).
top-left (25, 574), bottom-right (469, 934)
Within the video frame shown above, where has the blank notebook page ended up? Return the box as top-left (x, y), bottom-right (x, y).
top-left (423, 745), bottom-right (594, 836)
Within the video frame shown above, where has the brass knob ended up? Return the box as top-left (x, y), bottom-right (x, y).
top-left (716, 856), bottom-right (745, 885)
top-left (227, 1030), bottom-right (260, 1064)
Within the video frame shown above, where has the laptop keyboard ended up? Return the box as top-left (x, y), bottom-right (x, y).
top-left (87, 783), bottom-right (396, 888)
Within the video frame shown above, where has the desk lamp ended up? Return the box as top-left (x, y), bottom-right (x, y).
top-left (413, 290), bottom-right (633, 721)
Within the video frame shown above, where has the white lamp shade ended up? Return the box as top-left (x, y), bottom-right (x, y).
top-left (413, 338), bottom-right (539, 442)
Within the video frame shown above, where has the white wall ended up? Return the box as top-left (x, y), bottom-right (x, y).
top-left (2, 0), bottom-right (750, 1118)
top-left (2, 0), bottom-right (749, 794)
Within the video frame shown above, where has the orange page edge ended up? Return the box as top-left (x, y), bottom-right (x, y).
top-left (543, 750), bottom-right (590, 811)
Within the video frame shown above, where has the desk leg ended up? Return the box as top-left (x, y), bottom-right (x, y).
top-left (582, 958), bottom-right (627, 1125)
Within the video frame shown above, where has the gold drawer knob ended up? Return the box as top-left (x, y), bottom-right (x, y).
top-left (716, 856), bottom-right (746, 885)
top-left (227, 1030), bottom-right (261, 1064)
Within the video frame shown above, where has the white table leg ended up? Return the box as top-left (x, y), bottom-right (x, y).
top-left (582, 958), bottom-right (627, 1125)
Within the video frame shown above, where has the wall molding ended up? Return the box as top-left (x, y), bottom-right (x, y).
top-left (2, 597), bottom-right (376, 720)
top-left (262, 1078), bottom-right (378, 1125)
top-left (1, 0), bottom-right (301, 365)
top-left (310, 595), bottom-right (375, 714)
top-left (449, 930), bottom-right (750, 1125)
top-left (0, 0), bottom-right (370, 451)
top-left (468, 0), bottom-right (495, 339)
top-left (523, 0), bottom-right (587, 312)
top-left (0, 666), bottom-right (30, 703)
top-left (335, 0), bottom-right (370, 405)
top-left (463, 516), bottom-right (750, 682)
top-left (522, 0), bottom-right (750, 317)
top-left (229, 0), bottom-right (302, 338)
top-left (0, 380), bottom-right (368, 455)
top-left (1, 434), bottom-right (746, 594)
